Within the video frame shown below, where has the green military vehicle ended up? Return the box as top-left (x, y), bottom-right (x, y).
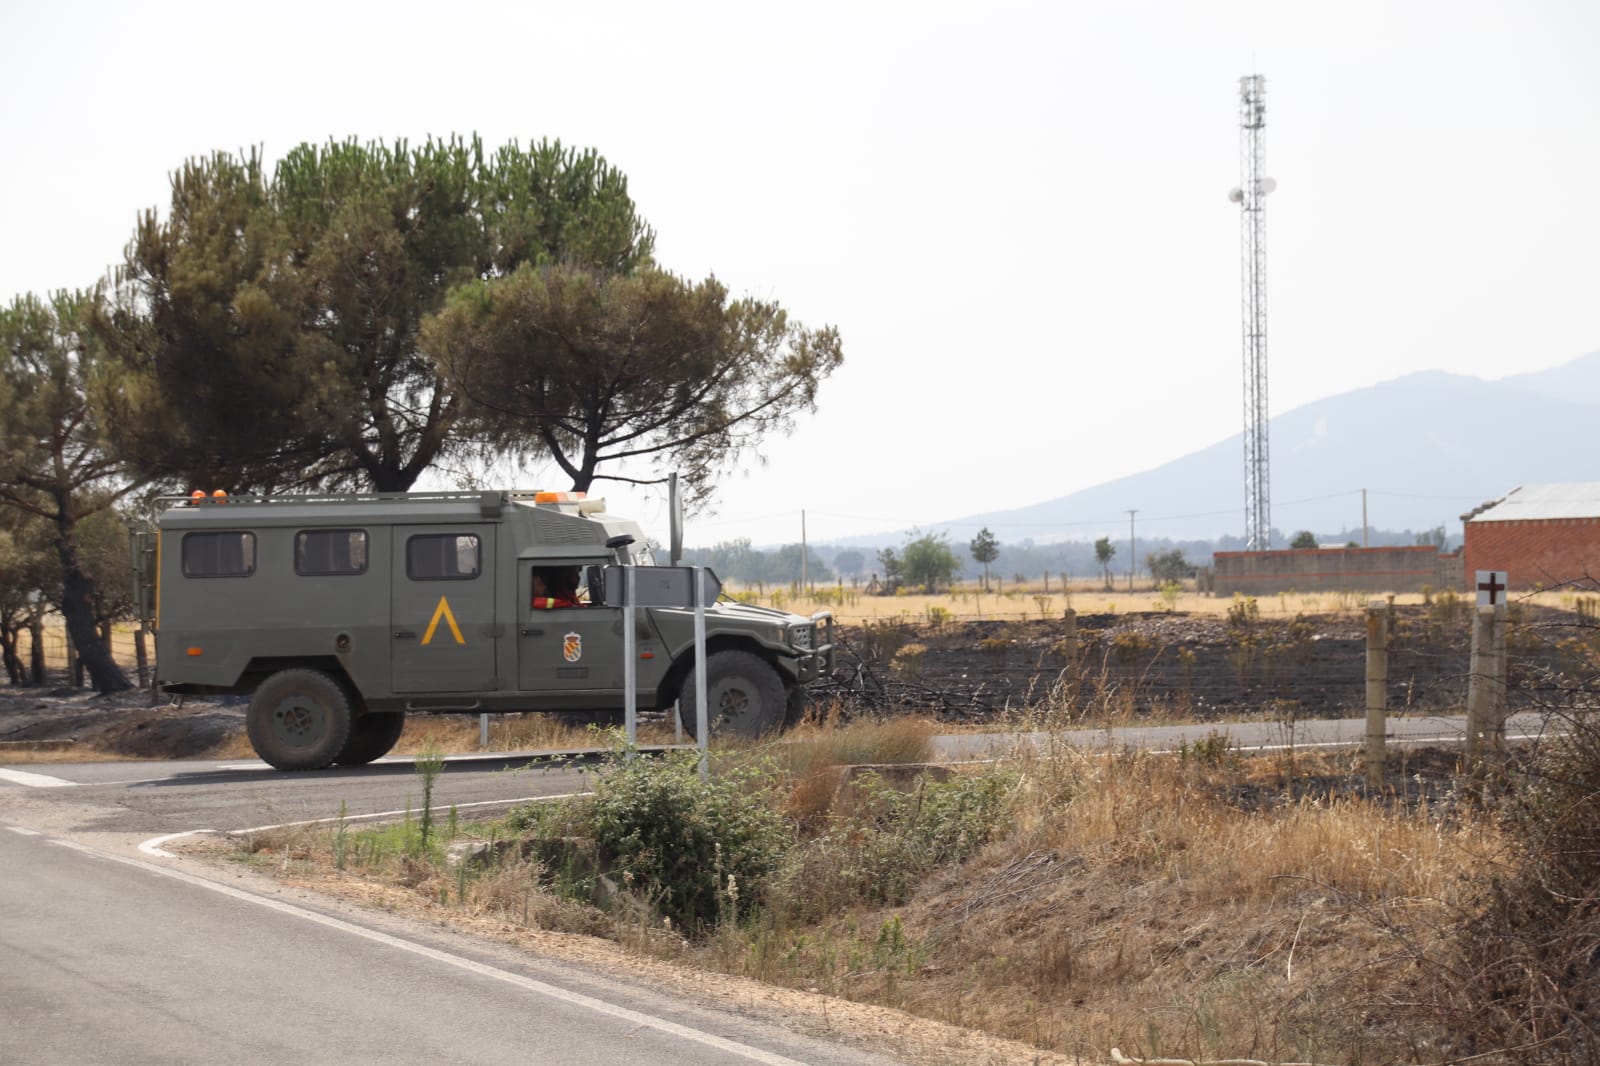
top-left (133, 490), bottom-right (833, 770)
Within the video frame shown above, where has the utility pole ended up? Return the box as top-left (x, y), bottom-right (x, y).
top-left (1127, 509), bottom-right (1138, 593)
top-left (1362, 488), bottom-right (1369, 548)
top-left (800, 510), bottom-right (808, 594)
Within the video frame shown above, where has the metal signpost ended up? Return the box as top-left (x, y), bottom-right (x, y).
top-left (604, 564), bottom-right (721, 778)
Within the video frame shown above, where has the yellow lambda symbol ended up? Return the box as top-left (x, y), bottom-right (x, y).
top-left (421, 596), bottom-right (465, 645)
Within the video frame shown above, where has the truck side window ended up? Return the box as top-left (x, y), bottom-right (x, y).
top-left (181, 531), bottom-right (256, 578)
top-left (295, 529), bottom-right (368, 576)
top-left (407, 534), bottom-right (481, 580)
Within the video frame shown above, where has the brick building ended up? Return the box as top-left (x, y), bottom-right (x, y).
top-left (1462, 483), bottom-right (1600, 590)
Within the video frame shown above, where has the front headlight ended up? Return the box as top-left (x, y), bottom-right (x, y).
top-left (788, 623), bottom-right (813, 650)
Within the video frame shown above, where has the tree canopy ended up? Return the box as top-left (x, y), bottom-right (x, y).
top-left (901, 531), bottom-right (961, 593)
top-left (0, 292), bottom-right (137, 691)
top-left (1146, 547), bottom-right (1192, 583)
top-left (0, 509), bottom-right (54, 684)
top-left (1094, 536), bottom-right (1116, 590)
top-left (681, 538), bottom-right (832, 586)
top-left (96, 136), bottom-right (656, 492)
top-left (423, 264), bottom-right (842, 502)
top-left (969, 527), bottom-right (998, 591)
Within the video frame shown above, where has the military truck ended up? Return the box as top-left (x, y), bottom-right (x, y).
top-left (132, 490), bottom-right (833, 770)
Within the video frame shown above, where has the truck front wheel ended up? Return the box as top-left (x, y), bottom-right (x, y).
top-left (247, 669), bottom-right (354, 771)
top-left (679, 650), bottom-right (787, 740)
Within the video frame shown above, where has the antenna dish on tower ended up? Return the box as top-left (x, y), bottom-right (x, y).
top-left (1228, 188), bottom-right (1244, 203)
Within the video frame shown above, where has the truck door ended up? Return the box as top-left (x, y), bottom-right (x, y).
top-left (516, 560), bottom-right (659, 699)
top-left (391, 526), bottom-right (497, 693)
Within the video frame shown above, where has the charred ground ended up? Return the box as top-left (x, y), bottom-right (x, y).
top-left (0, 602), bottom-right (1580, 758)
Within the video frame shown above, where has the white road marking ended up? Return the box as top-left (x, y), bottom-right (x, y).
top-left (51, 837), bottom-right (808, 1066)
top-left (6, 826), bottom-right (43, 835)
top-left (0, 767), bottom-right (77, 788)
top-left (138, 829), bottom-right (216, 857)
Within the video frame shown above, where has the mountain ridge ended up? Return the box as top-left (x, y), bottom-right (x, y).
top-left (823, 351), bottom-right (1600, 549)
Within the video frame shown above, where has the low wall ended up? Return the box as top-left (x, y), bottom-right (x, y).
top-left (1212, 546), bottom-right (1450, 597)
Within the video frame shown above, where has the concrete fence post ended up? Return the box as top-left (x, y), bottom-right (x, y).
top-left (1466, 602), bottom-right (1508, 788)
top-left (1365, 602), bottom-right (1388, 790)
top-left (1060, 608), bottom-right (1079, 707)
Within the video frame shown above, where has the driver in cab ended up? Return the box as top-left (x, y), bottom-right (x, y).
top-left (531, 567), bottom-right (582, 609)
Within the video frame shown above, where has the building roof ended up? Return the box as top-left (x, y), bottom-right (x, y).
top-left (1463, 483), bottom-right (1600, 523)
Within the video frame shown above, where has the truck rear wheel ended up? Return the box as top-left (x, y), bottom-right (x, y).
top-left (679, 650), bottom-right (787, 740)
top-left (247, 669), bottom-right (353, 771)
top-left (335, 711), bottom-right (405, 766)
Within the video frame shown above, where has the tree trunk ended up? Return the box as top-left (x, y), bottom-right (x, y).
top-left (54, 516), bottom-right (131, 694)
top-left (370, 467), bottom-right (417, 493)
top-left (135, 628), bottom-right (150, 689)
top-left (27, 609), bottom-right (45, 684)
top-left (0, 624), bottom-right (21, 684)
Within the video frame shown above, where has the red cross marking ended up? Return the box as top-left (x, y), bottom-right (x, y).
top-left (1477, 572), bottom-right (1506, 605)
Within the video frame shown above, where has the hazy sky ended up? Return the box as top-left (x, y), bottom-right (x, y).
top-left (4, 1), bottom-right (1597, 547)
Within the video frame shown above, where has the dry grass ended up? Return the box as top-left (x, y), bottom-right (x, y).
top-left (226, 709), bottom-right (1517, 1063)
top-left (752, 581), bottom-right (1598, 626)
top-left (385, 712), bottom-right (677, 755)
top-left (757, 708), bottom-right (939, 830)
top-left (693, 741), bottom-right (1499, 1062)
top-left (768, 582), bottom-right (1448, 626)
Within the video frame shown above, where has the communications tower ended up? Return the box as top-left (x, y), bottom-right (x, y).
top-left (1228, 74), bottom-right (1274, 550)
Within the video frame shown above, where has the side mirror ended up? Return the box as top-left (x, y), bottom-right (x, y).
top-left (605, 534), bottom-right (636, 565)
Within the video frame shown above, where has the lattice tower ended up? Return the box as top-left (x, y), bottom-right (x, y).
top-left (1235, 74), bottom-right (1271, 550)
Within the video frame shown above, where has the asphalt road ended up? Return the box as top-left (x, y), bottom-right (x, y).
top-left (928, 710), bottom-right (1554, 761)
top-left (0, 751), bottom-right (907, 1066)
top-left (0, 750), bottom-right (600, 837)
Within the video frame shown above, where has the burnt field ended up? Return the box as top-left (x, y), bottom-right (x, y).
top-left (816, 601), bottom-right (1593, 723)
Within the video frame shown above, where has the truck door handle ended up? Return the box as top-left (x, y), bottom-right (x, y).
top-left (520, 627), bottom-right (544, 637)
top-left (394, 630), bottom-right (416, 639)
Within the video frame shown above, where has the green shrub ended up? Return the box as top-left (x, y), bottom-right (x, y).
top-left (576, 746), bottom-right (792, 933)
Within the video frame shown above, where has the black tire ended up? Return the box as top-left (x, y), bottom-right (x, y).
top-left (247, 668), bottom-right (353, 771)
top-left (678, 650), bottom-right (787, 740)
top-left (335, 711), bottom-right (405, 766)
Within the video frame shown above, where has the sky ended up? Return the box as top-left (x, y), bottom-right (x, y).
top-left (4, 0), bottom-right (1597, 549)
